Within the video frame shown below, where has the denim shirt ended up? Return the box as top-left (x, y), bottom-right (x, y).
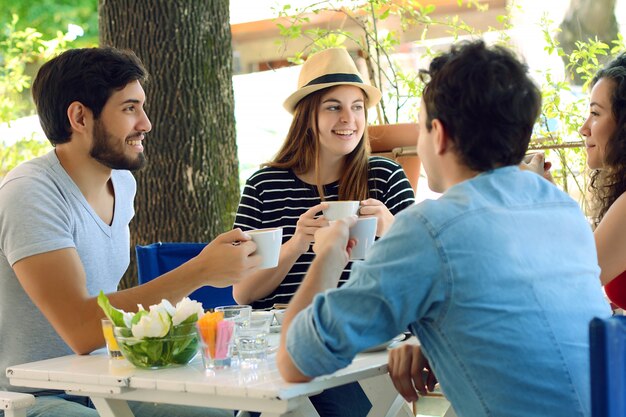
top-left (287, 166), bottom-right (611, 417)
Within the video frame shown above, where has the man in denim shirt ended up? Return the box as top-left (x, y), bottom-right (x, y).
top-left (276, 40), bottom-right (611, 417)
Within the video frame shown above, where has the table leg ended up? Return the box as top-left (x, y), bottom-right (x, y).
top-left (90, 397), bottom-right (135, 417)
top-left (4, 410), bottom-right (27, 417)
top-left (443, 404), bottom-right (458, 417)
top-left (359, 373), bottom-right (413, 417)
top-left (259, 397), bottom-right (319, 417)
top-left (413, 392), bottom-right (456, 416)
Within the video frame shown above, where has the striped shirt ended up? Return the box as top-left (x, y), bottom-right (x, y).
top-left (234, 156), bottom-right (416, 310)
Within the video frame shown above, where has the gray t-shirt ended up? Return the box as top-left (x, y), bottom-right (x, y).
top-left (0, 150), bottom-right (135, 392)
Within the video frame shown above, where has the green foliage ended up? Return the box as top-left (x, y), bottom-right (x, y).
top-left (0, 0), bottom-right (98, 47)
top-left (0, 138), bottom-right (51, 178)
top-left (529, 16), bottom-right (625, 210)
top-left (97, 290), bottom-right (126, 327)
top-left (275, 0), bottom-right (624, 208)
top-left (0, 14), bottom-right (74, 121)
top-left (275, 1), bottom-right (501, 125)
top-left (0, 13), bottom-right (77, 179)
top-left (275, 0), bottom-right (492, 125)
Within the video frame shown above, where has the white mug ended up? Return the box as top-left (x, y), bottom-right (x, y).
top-left (349, 217), bottom-right (377, 260)
top-left (323, 201), bottom-right (360, 221)
top-left (248, 228), bottom-right (283, 269)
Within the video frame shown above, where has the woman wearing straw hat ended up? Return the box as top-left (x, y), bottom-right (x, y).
top-left (233, 47), bottom-right (415, 309)
top-left (233, 47), bottom-right (415, 416)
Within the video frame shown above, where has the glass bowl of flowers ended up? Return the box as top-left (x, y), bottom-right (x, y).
top-left (97, 291), bottom-right (204, 369)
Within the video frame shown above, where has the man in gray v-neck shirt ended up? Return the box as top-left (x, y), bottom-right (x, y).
top-left (0, 47), bottom-right (260, 417)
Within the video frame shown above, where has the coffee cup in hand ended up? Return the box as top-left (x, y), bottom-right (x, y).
top-left (248, 228), bottom-right (283, 269)
top-left (349, 217), bottom-right (377, 260)
top-left (323, 201), bottom-right (360, 221)
top-left (524, 152), bottom-right (551, 171)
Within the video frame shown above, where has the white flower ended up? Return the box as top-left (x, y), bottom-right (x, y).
top-left (122, 311), bottom-right (135, 328)
top-left (171, 297), bottom-right (205, 326)
top-left (131, 308), bottom-right (171, 338)
top-left (157, 299), bottom-right (177, 317)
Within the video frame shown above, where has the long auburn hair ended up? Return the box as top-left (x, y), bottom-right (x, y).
top-left (587, 53), bottom-right (626, 228)
top-left (265, 86), bottom-right (371, 201)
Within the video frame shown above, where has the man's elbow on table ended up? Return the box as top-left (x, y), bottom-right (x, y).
top-left (277, 345), bottom-right (312, 383)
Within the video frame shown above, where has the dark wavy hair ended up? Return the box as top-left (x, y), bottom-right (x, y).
top-left (32, 47), bottom-right (148, 146)
top-left (588, 52), bottom-right (626, 227)
top-left (420, 40), bottom-right (541, 171)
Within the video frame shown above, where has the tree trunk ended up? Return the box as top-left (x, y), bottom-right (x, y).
top-left (557, 0), bottom-right (619, 85)
top-left (99, 0), bottom-right (239, 289)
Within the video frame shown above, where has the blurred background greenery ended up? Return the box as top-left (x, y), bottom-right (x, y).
top-left (1, 0), bottom-right (625, 210)
top-left (0, 0), bottom-right (99, 176)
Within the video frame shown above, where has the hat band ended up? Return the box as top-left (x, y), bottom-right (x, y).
top-left (304, 73), bottom-right (363, 87)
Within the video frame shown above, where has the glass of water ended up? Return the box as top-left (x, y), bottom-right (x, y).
top-left (215, 303), bottom-right (250, 316)
top-left (235, 316), bottom-right (272, 366)
top-left (214, 305), bottom-right (252, 356)
top-left (214, 305), bottom-right (252, 331)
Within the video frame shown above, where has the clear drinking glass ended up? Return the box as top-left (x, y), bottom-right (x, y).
top-left (214, 305), bottom-right (252, 356)
top-left (235, 316), bottom-right (272, 366)
top-left (101, 319), bottom-right (123, 359)
top-left (197, 319), bottom-right (236, 369)
top-left (214, 305), bottom-right (252, 329)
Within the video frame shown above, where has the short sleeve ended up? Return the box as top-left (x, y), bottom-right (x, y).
top-left (368, 157), bottom-right (415, 215)
top-left (0, 176), bottom-right (75, 266)
top-left (233, 174), bottom-right (264, 231)
top-left (385, 164), bottom-right (415, 214)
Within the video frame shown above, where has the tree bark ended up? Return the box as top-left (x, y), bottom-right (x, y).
top-left (99, 0), bottom-right (239, 289)
top-left (557, 0), bottom-right (619, 84)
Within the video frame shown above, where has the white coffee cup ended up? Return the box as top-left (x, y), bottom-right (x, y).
top-left (349, 217), bottom-right (377, 260)
top-left (323, 201), bottom-right (360, 221)
top-left (248, 228), bottom-right (283, 269)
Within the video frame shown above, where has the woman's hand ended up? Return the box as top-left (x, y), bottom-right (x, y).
top-left (359, 198), bottom-right (394, 237)
top-left (287, 202), bottom-right (329, 255)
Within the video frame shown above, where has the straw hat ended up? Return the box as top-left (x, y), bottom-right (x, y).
top-left (283, 47), bottom-right (382, 114)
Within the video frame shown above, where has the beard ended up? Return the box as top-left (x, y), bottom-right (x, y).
top-left (90, 119), bottom-right (147, 171)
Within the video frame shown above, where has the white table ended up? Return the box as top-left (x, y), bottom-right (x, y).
top-left (6, 344), bottom-right (413, 417)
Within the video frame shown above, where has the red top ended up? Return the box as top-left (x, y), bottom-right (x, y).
top-left (605, 270), bottom-right (626, 309)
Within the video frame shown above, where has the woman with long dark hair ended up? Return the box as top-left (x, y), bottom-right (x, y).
top-left (580, 52), bottom-right (626, 309)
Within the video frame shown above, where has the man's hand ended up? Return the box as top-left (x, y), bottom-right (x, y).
top-left (197, 228), bottom-right (260, 287)
top-left (388, 344), bottom-right (438, 402)
top-left (520, 152), bottom-right (554, 183)
top-left (312, 215), bottom-right (357, 268)
top-left (358, 198), bottom-right (394, 237)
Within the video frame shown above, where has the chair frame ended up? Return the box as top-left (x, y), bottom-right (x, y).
top-left (1, 391), bottom-right (35, 417)
top-left (135, 242), bottom-right (236, 310)
top-left (589, 315), bottom-right (626, 417)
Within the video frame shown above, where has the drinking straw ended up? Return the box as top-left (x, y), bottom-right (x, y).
top-left (198, 311), bottom-right (224, 358)
top-left (215, 320), bottom-right (234, 359)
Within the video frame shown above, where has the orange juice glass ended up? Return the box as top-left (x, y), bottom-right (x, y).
top-left (101, 319), bottom-right (123, 359)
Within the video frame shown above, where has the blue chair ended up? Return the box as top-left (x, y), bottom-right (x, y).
top-left (589, 315), bottom-right (626, 417)
top-left (135, 242), bottom-right (236, 310)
